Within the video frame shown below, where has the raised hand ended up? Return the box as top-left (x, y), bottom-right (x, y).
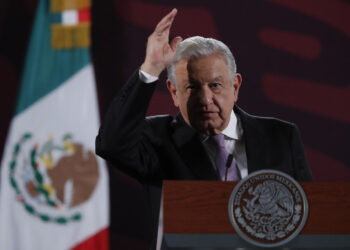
top-left (140, 8), bottom-right (183, 77)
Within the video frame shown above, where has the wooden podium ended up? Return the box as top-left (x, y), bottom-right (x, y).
top-left (161, 181), bottom-right (350, 249)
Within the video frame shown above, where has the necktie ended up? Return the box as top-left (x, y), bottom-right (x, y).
top-left (209, 134), bottom-right (239, 181)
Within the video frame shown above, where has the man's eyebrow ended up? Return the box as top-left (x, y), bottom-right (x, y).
top-left (210, 76), bottom-right (224, 82)
top-left (187, 77), bottom-right (200, 84)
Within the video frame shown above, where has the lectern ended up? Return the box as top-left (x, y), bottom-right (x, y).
top-left (161, 181), bottom-right (350, 249)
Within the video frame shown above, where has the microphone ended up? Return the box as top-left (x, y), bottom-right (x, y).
top-left (225, 154), bottom-right (234, 181)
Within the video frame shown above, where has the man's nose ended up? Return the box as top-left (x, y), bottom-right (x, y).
top-left (198, 87), bottom-right (213, 105)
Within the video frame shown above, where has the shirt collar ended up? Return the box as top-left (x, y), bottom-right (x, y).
top-left (221, 109), bottom-right (242, 140)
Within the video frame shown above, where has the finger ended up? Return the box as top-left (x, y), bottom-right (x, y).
top-left (156, 12), bottom-right (178, 36)
top-left (170, 36), bottom-right (183, 51)
top-left (155, 18), bottom-right (175, 37)
top-left (155, 8), bottom-right (177, 32)
top-left (156, 8), bottom-right (177, 28)
top-left (156, 22), bottom-right (171, 35)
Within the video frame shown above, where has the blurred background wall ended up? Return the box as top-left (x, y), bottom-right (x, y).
top-left (1, 0), bottom-right (349, 249)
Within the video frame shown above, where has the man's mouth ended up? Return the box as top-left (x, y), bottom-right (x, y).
top-left (199, 111), bottom-right (218, 118)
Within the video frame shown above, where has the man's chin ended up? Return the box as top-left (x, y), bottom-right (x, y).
top-left (193, 120), bottom-right (223, 135)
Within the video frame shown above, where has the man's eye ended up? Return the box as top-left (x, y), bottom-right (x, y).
top-left (186, 85), bottom-right (196, 90)
top-left (210, 83), bottom-right (222, 88)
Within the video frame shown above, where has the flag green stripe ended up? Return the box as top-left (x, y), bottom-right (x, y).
top-left (15, 0), bottom-right (90, 115)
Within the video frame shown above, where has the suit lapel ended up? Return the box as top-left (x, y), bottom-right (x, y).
top-left (171, 114), bottom-right (219, 180)
top-left (234, 106), bottom-right (265, 174)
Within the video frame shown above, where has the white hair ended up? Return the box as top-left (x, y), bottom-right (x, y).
top-left (166, 36), bottom-right (237, 87)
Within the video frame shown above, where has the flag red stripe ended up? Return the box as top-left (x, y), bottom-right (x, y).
top-left (72, 227), bottom-right (109, 250)
top-left (78, 8), bottom-right (90, 23)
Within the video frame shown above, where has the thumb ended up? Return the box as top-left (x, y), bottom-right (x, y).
top-left (170, 36), bottom-right (183, 52)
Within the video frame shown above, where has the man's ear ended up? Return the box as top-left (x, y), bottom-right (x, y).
top-left (233, 73), bottom-right (242, 102)
top-left (166, 80), bottom-right (179, 107)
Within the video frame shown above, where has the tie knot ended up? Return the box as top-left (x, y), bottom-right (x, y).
top-left (209, 134), bottom-right (226, 148)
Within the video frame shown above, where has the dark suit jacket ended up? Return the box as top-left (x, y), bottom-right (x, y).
top-left (95, 71), bottom-right (313, 248)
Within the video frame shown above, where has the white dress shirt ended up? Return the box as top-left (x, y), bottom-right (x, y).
top-left (139, 70), bottom-right (248, 179)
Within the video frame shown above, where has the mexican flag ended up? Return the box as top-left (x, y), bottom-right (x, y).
top-left (0, 0), bottom-right (109, 249)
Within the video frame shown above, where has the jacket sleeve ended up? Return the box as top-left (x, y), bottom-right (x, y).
top-left (290, 125), bottom-right (313, 181)
top-left (95, 70), bottom-right (163, 182)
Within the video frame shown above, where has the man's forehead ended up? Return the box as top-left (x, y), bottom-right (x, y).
top-left (175, 56), bottom-right (230, 80)
top-left (177, 53), bottom-right (228, 69)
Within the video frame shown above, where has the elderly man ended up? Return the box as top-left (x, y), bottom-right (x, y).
top-left (96, 8), bottom-right (312, 182)
top-left (96, 8), bottom-right (312, 247)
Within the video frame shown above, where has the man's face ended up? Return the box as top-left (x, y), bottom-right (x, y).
top-left (167, 53), bottom-right (242, 135)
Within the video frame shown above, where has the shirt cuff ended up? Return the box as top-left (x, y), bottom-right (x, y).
top-left (139, 70), bottom-right (159, 83)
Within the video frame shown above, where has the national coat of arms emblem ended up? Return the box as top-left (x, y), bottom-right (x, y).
top-left (228, 170), bottom-right (308, 247)
top-left (9, 132), bottom-right (99, 224)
